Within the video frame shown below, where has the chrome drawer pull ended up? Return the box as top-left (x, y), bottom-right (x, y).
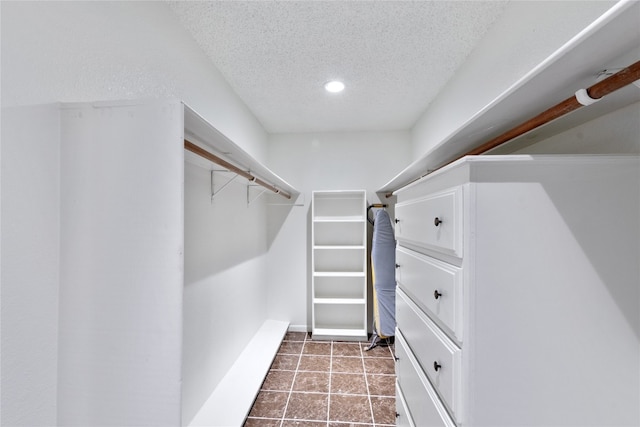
top-left (434, 361), bottom-right (442, 372)
top-left (434, 290), bottom-right (442, 300)
top-left (434, 217), bottom-right (443, 226)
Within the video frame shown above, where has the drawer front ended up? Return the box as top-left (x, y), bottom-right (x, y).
top-left (396, 246), bottom-right (463, 342)
top-left (395, 380), bottom-right (415, 427)
top-left (396, 331), bottom-right (456, 427)
top-left (395, 187), bottom-right (463, 258)
top-left (396, 289), bottom-right (461, 419)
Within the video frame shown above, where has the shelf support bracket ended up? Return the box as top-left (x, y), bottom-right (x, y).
top-left (247, 184), bottom-right (268, 206)
top-left (211, 170), bottom-right (238, 202)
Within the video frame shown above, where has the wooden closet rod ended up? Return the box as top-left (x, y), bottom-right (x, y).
top-left (386, 59), bottom-right (640, 198)
top-left (184, 139), bottom-right (292, 200)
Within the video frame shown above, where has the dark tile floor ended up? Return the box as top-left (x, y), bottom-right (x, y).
top-left (244, 332), bottom-right (396, 427)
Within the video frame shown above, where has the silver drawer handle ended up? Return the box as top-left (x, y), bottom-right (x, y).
top-left (434, 217), bottom-right (443, 226)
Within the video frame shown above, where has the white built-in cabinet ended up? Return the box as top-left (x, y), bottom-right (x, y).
top-left (311, 190), bottom-right (368, 341)
top-left (29, 99), bottom-right (298, 427)
top-left (393, 155), bottom-right (639, 427)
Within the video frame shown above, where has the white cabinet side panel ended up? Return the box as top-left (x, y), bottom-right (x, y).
top-left (467, 160), bottom-right (639, 426)
top-left (1, 105), bottom-right (61, 426)
top-left (57, 101), bottom-right (184, 426)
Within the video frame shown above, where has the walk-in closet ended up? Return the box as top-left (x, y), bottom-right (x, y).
top-left (2, 1), bottom-right (639, 426)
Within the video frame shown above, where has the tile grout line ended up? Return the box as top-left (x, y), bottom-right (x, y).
top-left (326, 340), bottom-right (333, 427)
top-left (277, 333), bottom-right (305, 427)
top-left (361, 342), bottom-right (377, 426)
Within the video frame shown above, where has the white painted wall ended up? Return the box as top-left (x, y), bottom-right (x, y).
top-left (1, 105), bottom-right (61, 426)
top-left (507, 101), bottom-right (640, 154)
top-left (1, 2), bottom-right (276, 425)
top-left (182, 160), bottom-right (269, 425)
top-left (0, 1), bottom-right (267, 164)
top-left (411, 0), bottom-right (617, 160)
top-left (266, 131), bottom-right (412, 330)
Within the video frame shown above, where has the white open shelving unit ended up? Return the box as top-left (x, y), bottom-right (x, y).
top-left (311, 190), bottom-right (368, 341)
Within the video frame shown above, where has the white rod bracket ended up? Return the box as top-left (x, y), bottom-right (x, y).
top-left (211, 170), bottom-right (238, 202)
top-left (247, 185), bottom-right (268, 206)
top-left (575, 88), bottom-right (601, 106)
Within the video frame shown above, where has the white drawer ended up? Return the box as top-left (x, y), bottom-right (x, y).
top-left (396, 246), bottom-right (463, 342)
top-left (395, 380), bottom-right (415, 427)
top-left (395, 186), bottom-right (463, 258)
top-left (396, 288), bottom-right (462, 420)
top-left (395, 331), bottom-right (456, 427)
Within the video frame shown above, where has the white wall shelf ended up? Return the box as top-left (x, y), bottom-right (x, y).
top-left (314, 245), bottom-right (365, 250)
top-left (314, 298), bottom-right (366, 305)
top-left (378, 0), bottom-right (640, 195)
top-left (313, 272), bottom-right (366, 277)
top-left (312, 328), bottom-right (367, 339)
top-left (313, 216), bottom-right (365, 222)
top-left (183, 103), bottom-right (299, 201)
top-left (311, 190), bottom-right (368, 341)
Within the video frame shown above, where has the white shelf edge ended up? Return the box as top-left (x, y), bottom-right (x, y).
top-left (183, 103), bottom-right (300, 200)
top-left (313, 298), bottom-right (366, 305)
top-left (313, 245), bottom-right (365, 250)
top-left (313, 272), bottom-right (366, 277)
top-left (312, 328), bottom-right (367, 337)
top-left (313, 216), bottom-right (366, 222)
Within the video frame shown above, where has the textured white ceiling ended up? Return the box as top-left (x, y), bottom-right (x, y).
top-left (168, 1), bottom-right (509, 134)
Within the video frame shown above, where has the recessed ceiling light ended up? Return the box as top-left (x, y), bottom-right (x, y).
top-left (324, 80), bottom-right (345, 93)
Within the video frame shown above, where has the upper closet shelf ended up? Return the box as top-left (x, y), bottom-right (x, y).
top-left (183, 103), bottom-right (299, 201)
top-left (378, 0), bottom-right (640, 195)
